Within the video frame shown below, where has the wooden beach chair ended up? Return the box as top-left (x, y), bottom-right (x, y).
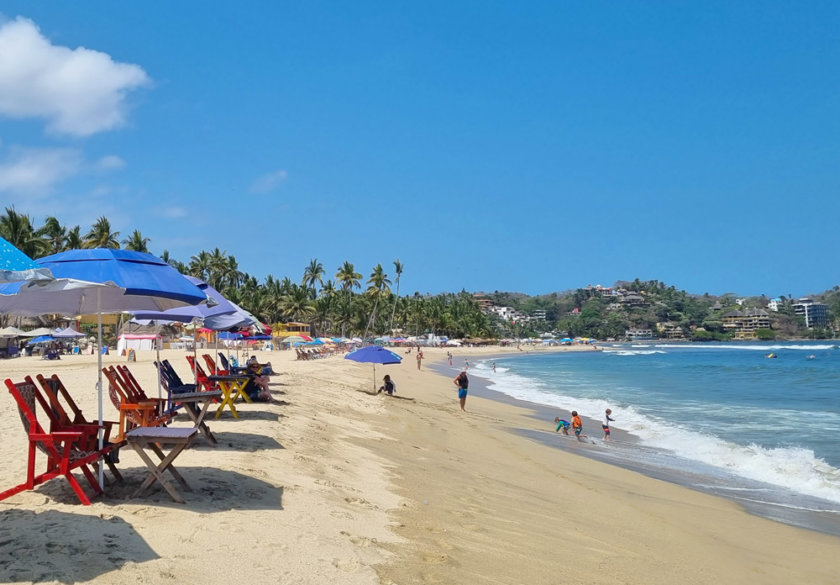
top-left (1, 378), bottom-right (123, 505)
top-left (34, 373), bottom-right (120, 449)
top-left (102, 366), bottom-right (174, 441)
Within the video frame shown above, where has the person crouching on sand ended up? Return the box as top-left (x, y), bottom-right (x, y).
top-left (554, 417), bottom-right (570, 435)
top-left (571, 411), bottom-right (586, 441)
top-left (378, 374), bottom-right (396, 396)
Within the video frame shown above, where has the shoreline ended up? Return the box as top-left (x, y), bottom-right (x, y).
top-left (434, 349), bottom-right (840, 538)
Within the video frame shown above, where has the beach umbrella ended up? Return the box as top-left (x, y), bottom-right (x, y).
top-left (22, 326), bottom-right (54, 337)
top-left (345, 345), bottom-right (402, 391)
top-left (0, 235), bottom-right (53, 283)
top-left (0, 249), bottom-right (206, 487)
top-left (27, 335), bottom-right (55, 344)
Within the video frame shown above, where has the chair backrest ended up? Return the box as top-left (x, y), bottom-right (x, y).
top-left (185, 355), bottom-right (209, 380)
top-left (35, 374), bottom-right (79, 427)
top-left (161, 360), bottom-right (185, 386)
top-left (115, 365), bottom-right (148, 401)
top-left (5, 379), bottom-right (44, 438)
top-left (218, 353), bottom-right (230, 369)
top-left (202, 354), bottom-right (220, 375)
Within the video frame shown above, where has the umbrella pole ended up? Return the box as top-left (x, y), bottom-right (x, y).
top-left (193, 323), bottom-right (198, 385)
top-left (156, 322), bottom-right (162, 401)
top-left (96, 289), bottom-right (105, 489)
top-left (373, 363), bottom-right (376, 392)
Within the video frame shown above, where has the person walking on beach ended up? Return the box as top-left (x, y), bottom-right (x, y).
top-left (602, 408), bottom-right (615, 441)
top-left (571, 411), bottom-right (586, 441)
top-left (416, 350), bottom-right (423, 370)
top-left (454, 370), bottom-right (469, 411)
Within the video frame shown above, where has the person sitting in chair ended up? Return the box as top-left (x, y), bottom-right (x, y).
top-left (243, 360), bottom-right (272, 402)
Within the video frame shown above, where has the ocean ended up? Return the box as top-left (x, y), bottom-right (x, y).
top-left (453, 342), bottom-right (840, 536)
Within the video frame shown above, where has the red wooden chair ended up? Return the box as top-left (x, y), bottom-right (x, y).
top-left (185, 355), bottom-right (218, 392)
top-left (202, 353), bottom-right (227, 376)
top-left (35, 373), bottom-right (119, 449)
top-left (103, 366), bottom-right (173, 441)
top-left (1, 378), bottom-right (122, 505)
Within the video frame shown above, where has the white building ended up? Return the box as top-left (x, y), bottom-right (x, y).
top-left (793, 298), bottom-right (829, 328)
top-left (767, 298), bottom-right (783, 312)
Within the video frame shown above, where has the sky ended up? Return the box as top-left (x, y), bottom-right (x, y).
top-left (0, 2), bottom-right (837, 298)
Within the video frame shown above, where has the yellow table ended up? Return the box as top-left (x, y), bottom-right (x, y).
top-left (208, 375), bottom-right (252, 419)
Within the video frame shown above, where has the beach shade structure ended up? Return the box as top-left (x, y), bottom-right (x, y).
top-left (27, 335), bottom-right (55, 345)
top-left (0, 235), bottom-right (53, 283)
top-left (0, 325), bottom-right (27, 337)
top-left (53, 326), bottom-right (87, 338)
top-left (22, 326), bottom-right (55, 337)
top-left (0, 249), bottom-right (207, 488)
top-left (345, 345), bottom-right (402, 392)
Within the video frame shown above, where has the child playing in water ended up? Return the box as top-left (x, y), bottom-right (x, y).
top-left (602, 408), bottom-right (615, 441)
top-left (571, 411), bottom-right (587, 441)
top-left (554, 417), bottom-right (570, 435)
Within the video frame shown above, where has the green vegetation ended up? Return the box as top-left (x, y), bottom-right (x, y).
top-left (2, 207), bottom-right (836, 340)
top-left (0, 207), bottom-right (493, 339)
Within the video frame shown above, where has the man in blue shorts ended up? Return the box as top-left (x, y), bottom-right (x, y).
top-left (453, 370), bottom-right (469, 411)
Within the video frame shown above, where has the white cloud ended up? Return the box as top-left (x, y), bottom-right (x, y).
top-left (155, 205), bottom-right (188, 219)
top-left (0, 146), bottom-right (83, 196)
top-left (0, 17), bottom-right (151, 136)
top-left (96, 155), bottom-right (125, 170)
top-left (250, 169), bottom-right (288, 194)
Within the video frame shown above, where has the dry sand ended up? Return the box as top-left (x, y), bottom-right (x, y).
top-left (0, 345), bottom-right (837, 584)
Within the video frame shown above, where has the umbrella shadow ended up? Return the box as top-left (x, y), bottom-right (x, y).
top-left (229, 409), bottom-right (283, 422)
top-left (0, 509), bottom-right (158, 583)
top-left (208, 430), bottom-right (285, 451)
top-left (102, 468), bottom-right (284, 512)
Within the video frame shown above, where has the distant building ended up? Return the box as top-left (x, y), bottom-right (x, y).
top-left (472, 294), bottom-right (493, 312)
top-left (625, 328), bottom-right (654, 340)
top-left (793, 298), bottom-right (829, 328)
top-left (619, 293), bottom-right (646, 307)
top-left (767, 298), bottom-right (783, 312)
top-left (531, 309), bottom-right (546, 321)
top-left (722, 308), bottom-right (770, 339)
top-left (657, 322), bottom-right (685, 339)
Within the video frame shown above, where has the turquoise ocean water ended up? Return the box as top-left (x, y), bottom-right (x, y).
top-left (459, 342), bottom-right (840, 535)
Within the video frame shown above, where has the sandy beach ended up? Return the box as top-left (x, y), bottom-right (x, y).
top-left (0, 345), bottom-right (838, 584)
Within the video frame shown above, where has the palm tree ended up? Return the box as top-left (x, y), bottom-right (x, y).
top-left (65, 226), bottom-right (83, 250)
top-left (188, 251), bottom-right (211, 281)
top-left (302, 258), bottom-right (325, 298)
top-left (335, 261), bottom-right (361, 292)
top-left (0, 207), bottom-right (45, 258)
top-left (37, 216), bottom-right (67, 254)
top-left (122, 229), bottom-right (150, 252)
top-left (84, 217), bottom-right (120, 248)
top-left (335, 262), bottom-right (362, 337)
top-left (388, 259), bottom-right (404, 334)
top-left (362, 264), bottom-right (391, 339)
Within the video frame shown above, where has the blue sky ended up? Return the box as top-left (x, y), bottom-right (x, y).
top-left (0, 2), bottom-right (837, 298)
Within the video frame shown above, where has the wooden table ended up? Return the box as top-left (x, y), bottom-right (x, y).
top-left (126, 426), bottom-right (197, 503)
top-left (207, 375), bottom-right (251, 419)
top-left (168, 390), bottom-right (222, 444)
